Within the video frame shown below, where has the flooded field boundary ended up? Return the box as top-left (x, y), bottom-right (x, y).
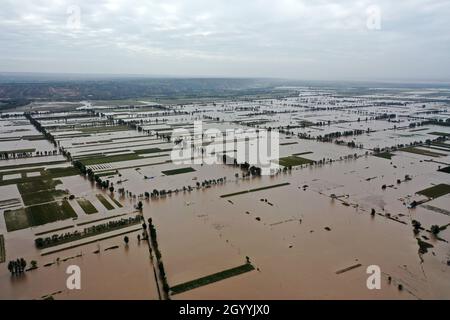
top-left (35, 225), bottom-right (74, 236)
top-left (37, 216), bottom-right (142, 250)
top-left (401, 147), bottom-right (447, 157)
top-left (96, 194), bottom-right (114, 210)
top-left (76, 212), bottom-right (131, 226)
top-left (162, 167), bottom-right (196, 176)
top-left (220, 182), bottom-right (290, 198)
top-left (335, 263), bottom-right (362, 274)
top-left (417, 183), bottom-right (450, 199)
top-left (41, 226), bottom-right (142, 256)
top-left (0, 160), bottom-right (68, 171)
top-left (0, 234), bottom-right (5, 263)
top-left (94, 160), bottom-right (171, 172)
top-left (69, 141), bottom-right (167, 153)
top-left (170, 263), bottom-right (255, 295)
top-left (420, 204), bottom-right (450, 216)
top-left (0, 167), bottom-right (79, 187)
top-left (147, 219), bottom-right (168, 299)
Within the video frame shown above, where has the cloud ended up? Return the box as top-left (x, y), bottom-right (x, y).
top-left (0, 0), bottom-right (449, 80)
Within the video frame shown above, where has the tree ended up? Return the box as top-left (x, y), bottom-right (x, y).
top-left (430, 225), bottom-right (441, 235)
top-left (20, 258), bottom-right (27, 271)
top-left (137, 201), bottom-right (143, 210)
top-left (30, 260), bottom-right (38, 269)
top-left (124, 236), bottom-right (129, 245)
top-left (7, 261), bottom-right (14, 274)
top-left (35, 237), bottom-right (44, 248)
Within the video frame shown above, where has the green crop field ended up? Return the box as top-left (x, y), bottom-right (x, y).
top-left (17, 179), bottom-right (66, 206)
top-left (221, 182), bottom-right (290, 198)
top-left (162, 167), bottom-right (196, 175)
top-left (0, 160), bottom-right (68, 171)
top-left (0, 166), bottom-right (78, 187)
top-left (96, 194), bottom-right (115, 210)
top-left (170, 263), bottom-right (255, 295)
top-left (280, 142), bottom-right (298, 146)
top-left (278, 156), bottom-right (314, 167)
top-left (108, 196), bottom-right (123, 208)
top-left (77, 198), bottom-right (98, 214)
top-left (401, 147), bottom-right (446, 157)
top-left (417, 184), bottom-right (450, 199)
top-left (373, 152), bottom-right (393, 160)
top-left (79, 148), bottom-right (170, 165)
top-left (4, 201), bottom-right (77, 232)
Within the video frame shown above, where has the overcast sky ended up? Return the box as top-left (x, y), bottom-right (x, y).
top-left (1, 0), bottom-right (449, 81)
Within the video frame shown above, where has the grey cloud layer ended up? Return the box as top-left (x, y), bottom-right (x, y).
top-left (1, 0), bottom-right (449, 80)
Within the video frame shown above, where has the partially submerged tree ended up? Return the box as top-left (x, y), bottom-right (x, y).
top-left (430, 225), bottom-right (441, 235)
top-left (412, 220), bottom-right (421, 230)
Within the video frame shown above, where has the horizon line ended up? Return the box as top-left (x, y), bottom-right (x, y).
top-left (1, 71), bottom-right (450, 85)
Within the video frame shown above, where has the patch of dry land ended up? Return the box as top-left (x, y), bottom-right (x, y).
top-left (1, 86), bottom-right (450, 300)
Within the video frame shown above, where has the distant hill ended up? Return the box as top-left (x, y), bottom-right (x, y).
top-left (1, 74), bottom-right (449, 111)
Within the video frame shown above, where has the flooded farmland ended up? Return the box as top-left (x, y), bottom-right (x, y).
top-left (1, 86), bottom-right (449, 300)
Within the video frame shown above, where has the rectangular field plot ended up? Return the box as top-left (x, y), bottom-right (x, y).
top-left (79, 148), bottom-right (170, 166)
top-left (401, 147), bottom-right (447, 157)
top-left (170, 263), bottom-right (255, 295)
top-left (373, 152), bottom-right (394, 160)
top-left (76, 198), bottom-right (98, 214)
top-left (417, 184), bottom-right (450, 199)
top-left (278, 156), bottom-right (314, 167)
top-left (0, 167), bottom-right (78, 187)
top-left (96, 194), bottom-right (115, 210)
top-left (17, 179), bottom-right (66, 206)
top-left (4, 200), bottom-right (77, 232)
top-left (162, 167), bottom-right (196, 176)
top-left (108, 196), bottom-right (123, 208)
top-left (220, 182), bottom-right (290, 198)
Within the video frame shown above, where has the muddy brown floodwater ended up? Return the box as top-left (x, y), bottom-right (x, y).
top-left (1, 90), bottom-right (449, 299)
